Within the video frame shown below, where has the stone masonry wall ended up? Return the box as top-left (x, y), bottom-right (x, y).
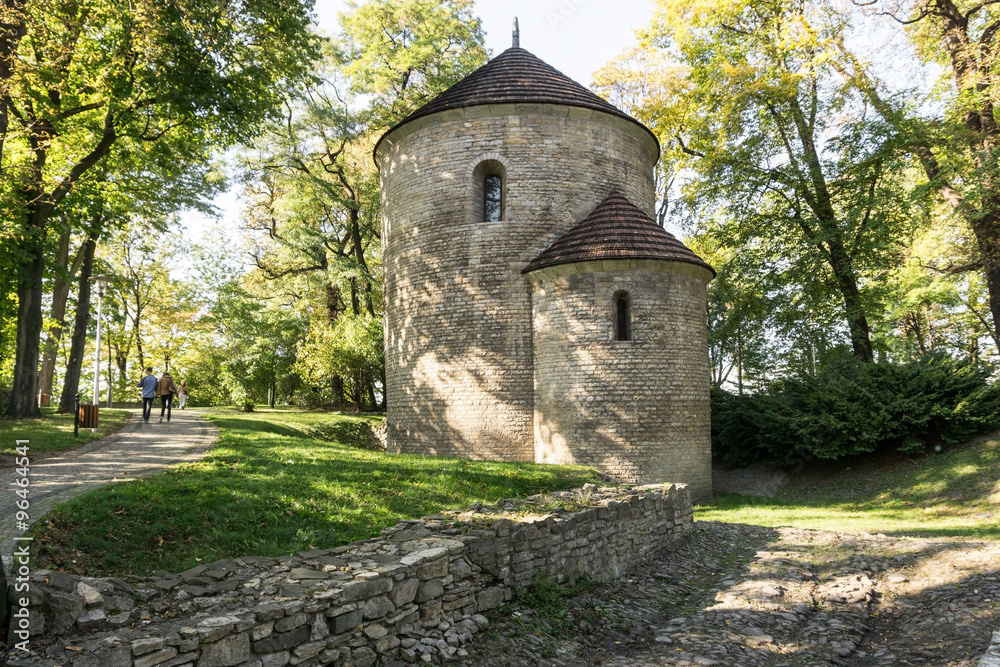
top-left (7, 483), bottom-right (692, 667)
top-left (378, 103), bottom-right (657, 462)
top-left (529, 261), bottom-right (714, 503)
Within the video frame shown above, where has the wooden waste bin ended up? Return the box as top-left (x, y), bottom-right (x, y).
top-left (38, 393), bottom-right (49, 406)
top-left (78, 403), bottom-right (99, 429)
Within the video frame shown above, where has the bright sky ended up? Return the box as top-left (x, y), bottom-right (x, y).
top-left (178, 0), bottom-right (654, 242)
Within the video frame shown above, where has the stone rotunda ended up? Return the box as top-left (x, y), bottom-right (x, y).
top-left (374, 35), bottom-right (715, 501)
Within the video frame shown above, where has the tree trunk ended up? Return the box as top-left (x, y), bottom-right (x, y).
top-left (0, 0), bottom-right (26, 169)
top-left (968, 211), bottom-right (1000, 348)
top-left (351, 372), bottom-right (362, 411)
top-left (349, 277), bottom-right (360, 316)
top-left (39, 226), bottom-right (83, 398)
top-left (364, 372), bottom-right (376, 412)
top-left (378, 365), bottom-right (386, 411)
top-left (135, 325), bottom-right (145, 372)
top-left (331, 375), bottom-right (345, 405)
top-left (736, 325), bottom-right (743, 394)
top-left (5, 238), bottom-right (45, 418)
top-left (6, 110), bottom-right (116, 416)
top-left (827, 241), bottom-right (874, 362)
top-left (785, 92), bottom-right (875, 362)
top-left (58, 236), bottom-right (96, 413)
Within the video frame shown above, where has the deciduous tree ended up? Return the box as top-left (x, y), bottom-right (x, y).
top-left (622, 0), bottom-right (916, 361)
top-left (1, 0), bottom-right (319, 417)
top-left (846, 0), bottom-right (1000, 352)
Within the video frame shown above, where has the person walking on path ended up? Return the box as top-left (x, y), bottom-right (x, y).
top-left (137, 367), bottom-right (158, 422)
top-left (178, 380), bottom-right (189, 409)
top-left (158, 370), bottom-right (178, 423)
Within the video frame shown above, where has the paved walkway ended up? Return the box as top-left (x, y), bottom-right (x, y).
top-left (0, 408), bottom-right (218, 570)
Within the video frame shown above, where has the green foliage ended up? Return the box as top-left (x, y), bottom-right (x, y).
top-left (599, 0), bottom-right (927, 364)
top-left (337, 0), bottom-right (488, 124)
top-left (0, 0), bottom-right (321, 416)
top-left (233, 0), bottom-right (488, 409)
top-left (494, 575), bottom-right (597, 640)
top-left (212, 283), bottom-right (306, 407)
top-left (514, 576), bottom-right (595, 617)
top-left (0, 280), bottom-right (14, 387)
top-left (712, 353), bottom-right (1000, 466)
top-left (295, 312), bottom-right (383, 400)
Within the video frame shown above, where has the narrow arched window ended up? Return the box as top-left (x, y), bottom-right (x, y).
top-left (472, 159), bottom-right (506, 222)
top-left (615, 292), bottom-right (632, 341)
top-left (484, 174), bottom-right (502, 221)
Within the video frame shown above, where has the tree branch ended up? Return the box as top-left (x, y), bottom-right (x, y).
top-left (53, 101), bottom-right (105, 122)
top-left (48, 107), bottom-right (117, 211)
top-left (966, 295), bottom-right (1000, 350)
top-left (920, 260), bottom-right (980, 275)
top-left (675, 134), bottom-right (705, 158)
top-left (851, 160), bottom-right (882, 254)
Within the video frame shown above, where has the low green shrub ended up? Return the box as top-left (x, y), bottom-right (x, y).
top-left (712, 353), bottom-right (1000, 466)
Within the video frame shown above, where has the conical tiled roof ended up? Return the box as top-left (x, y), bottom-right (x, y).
top-left (523, 192), bottom-right (715, 275)
top-left (375, 47), bottom-right (658, 158)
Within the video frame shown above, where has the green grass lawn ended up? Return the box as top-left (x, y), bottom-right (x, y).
top-left (31, 408), bottom-right (601, 576)
top-left (697, 433), bottom-right (1000, 539)
top-left (0, 407), bottom-right (133, 456)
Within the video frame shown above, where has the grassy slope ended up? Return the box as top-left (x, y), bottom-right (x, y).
top-left (697, 433), bottom-right (1000, 539)
top-left (0, 407), bottom-right (133, 456)
top-left (30, 408), bottom-right (601, 576)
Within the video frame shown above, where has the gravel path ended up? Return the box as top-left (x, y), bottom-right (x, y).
top-left (0, 408), bottom-right (218, 570)
top-left (464, 521), bottom-right (1000, 666)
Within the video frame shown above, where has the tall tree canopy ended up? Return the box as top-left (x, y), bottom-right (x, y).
top-left (237, 0), bottom-right (487, 409)
top-left (1, 0), bottom-right (320, 417)
top-left (598, 0), bottom-right (918, 366)
top-left (844, 0), bottom-right (1000, 352)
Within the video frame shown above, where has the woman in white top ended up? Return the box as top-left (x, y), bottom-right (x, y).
top-left (178, 380), bottom-right (189, 409)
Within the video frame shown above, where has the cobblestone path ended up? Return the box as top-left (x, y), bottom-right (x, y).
top-left (0, 408), bottom-right (218, 569)
top-left (466, 522), bottom-right (1000, 667)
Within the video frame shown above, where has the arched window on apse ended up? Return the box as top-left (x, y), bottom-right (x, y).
top-left (615, 291), bottom-right (632, 341)
top-left (473, 159), bottom-right (506, 222)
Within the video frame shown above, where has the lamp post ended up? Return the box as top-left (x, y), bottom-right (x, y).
top-left (89, 275), bottom-right (109, 405)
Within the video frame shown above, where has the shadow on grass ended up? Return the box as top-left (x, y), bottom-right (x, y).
top-left (699, 491), bottom-right (1000, 540)
top-left (0, 408), bottom-right (133, 455)
top-left (701, 434), bottom-right (1000, 540)
top-left (30, 411), bottom-right (600, 577)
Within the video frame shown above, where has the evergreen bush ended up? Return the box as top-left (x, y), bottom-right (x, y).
top-left (712, 353), bottom-right (1000, 466)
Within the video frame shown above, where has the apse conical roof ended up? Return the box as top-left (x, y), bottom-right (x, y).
top-left (523, 192), bottom-right (715, 275)
top-left (375, 47), bottom-right (658, 160)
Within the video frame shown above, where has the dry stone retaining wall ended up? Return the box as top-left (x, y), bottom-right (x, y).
top-left (6, 483), bottom-right (692, 667)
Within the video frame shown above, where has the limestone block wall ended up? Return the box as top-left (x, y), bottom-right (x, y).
top-left (529, 260), bottom-right (714, 503)
top-left (7, 483), bottom-right (692, 667)
top-left (378, 104), bottom-right (657, 461)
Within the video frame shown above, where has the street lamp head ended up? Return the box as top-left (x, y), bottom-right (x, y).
top-left (88, 274), bottom-right (110, 295)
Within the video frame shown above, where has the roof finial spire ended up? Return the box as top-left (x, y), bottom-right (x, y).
top-left (512, 17), bottom-right (520, 48)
